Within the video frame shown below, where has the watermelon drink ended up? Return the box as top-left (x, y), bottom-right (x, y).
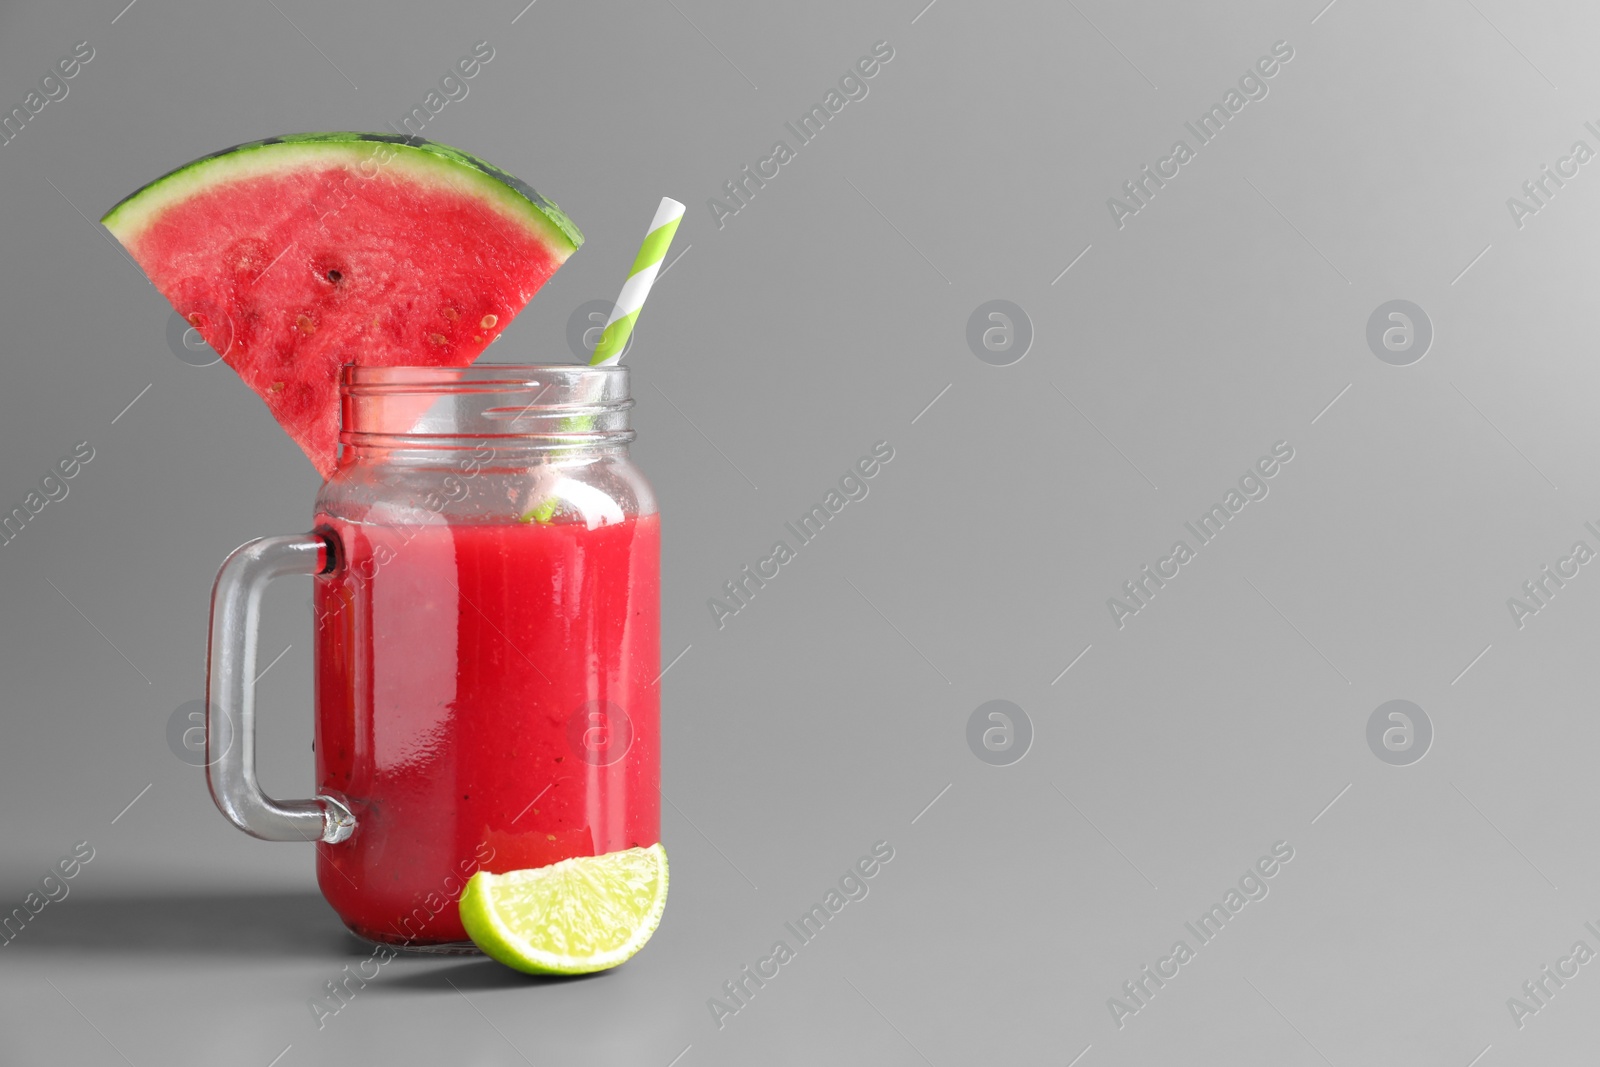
top-left (307, 365), bottom-right (659, 949)
top-left (189, 363), bottom-right (657, 952)
top-left (313, 515), bottom-right (660, 945)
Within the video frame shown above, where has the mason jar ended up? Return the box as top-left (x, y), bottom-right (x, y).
top-left (205, 364), bottom-right (660, 950)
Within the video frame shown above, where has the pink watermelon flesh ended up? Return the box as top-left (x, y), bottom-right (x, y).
top-left (105, 137), bottom-right (579, 477)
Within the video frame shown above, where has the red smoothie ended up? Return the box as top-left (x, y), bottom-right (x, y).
top-left (311, 513), bottom-right (660, 946)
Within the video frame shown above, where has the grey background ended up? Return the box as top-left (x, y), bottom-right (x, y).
top-left (0, 0), bottom-right (1594, 1063)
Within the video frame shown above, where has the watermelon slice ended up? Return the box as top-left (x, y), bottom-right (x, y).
top-left (102, 132), bottom-right (582, 477)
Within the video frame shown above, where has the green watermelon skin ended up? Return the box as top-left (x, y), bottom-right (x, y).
top-left (104, 133), bottom-right (582, 478)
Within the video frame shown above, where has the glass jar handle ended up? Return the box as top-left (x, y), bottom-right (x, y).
top-left (205, 531), bottom-right (355, 844)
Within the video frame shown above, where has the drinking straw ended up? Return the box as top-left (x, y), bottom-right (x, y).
top-left (589, 197), bottom-right (684, 365)
top-left (520, 196), bottom-right (682, 523)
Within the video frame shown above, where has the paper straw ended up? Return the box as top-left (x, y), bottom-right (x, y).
top-left (521, 197), bottom-right (682, 524)
top-left (589, 197), bottom-right (684, 366)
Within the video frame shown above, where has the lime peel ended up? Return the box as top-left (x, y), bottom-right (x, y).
top-left (460, 844), bottom-right (668, 975)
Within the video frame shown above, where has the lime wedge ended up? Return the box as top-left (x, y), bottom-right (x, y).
top-left (460, 844), bottom-right (668, 974)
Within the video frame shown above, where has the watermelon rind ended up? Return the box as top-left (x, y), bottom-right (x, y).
top-left (100, 132), bottom-right (582, 256)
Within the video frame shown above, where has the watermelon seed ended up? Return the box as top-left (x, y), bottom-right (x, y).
top-left (326, 269), bottom-right (343, 283)
top-left (480, 314), bottom-right (498, 329)
top-left (442, 307), bottom-right (460, 321)
top-left (429, 333), bottom-right (448, 345)
top-left (296, 314), bottom-right (317, 335)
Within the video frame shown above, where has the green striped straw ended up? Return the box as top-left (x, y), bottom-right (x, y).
top-left (521, 197), bottom-right (683, 524)
top-left (589, 197), bottom-right (684, 366)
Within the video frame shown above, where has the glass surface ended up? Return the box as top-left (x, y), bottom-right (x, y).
top-left (310, 364), bottom-right (660, 947)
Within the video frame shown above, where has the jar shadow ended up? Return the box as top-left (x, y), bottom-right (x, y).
top-left (4, 887), bottom-right (624, 993)
top-left (0, 889), bottom-right (357, 959)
